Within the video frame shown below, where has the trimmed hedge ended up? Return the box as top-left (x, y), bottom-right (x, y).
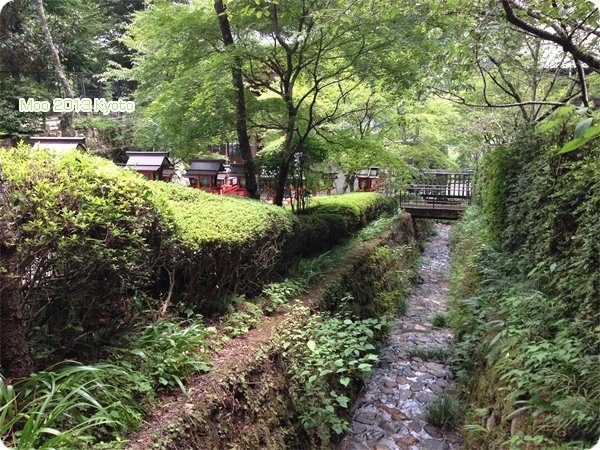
top-left (150, 182), bottom-right (295, 312)
top-left (289, 213), bottom-right (349, 257)
top-left (301, 193), bottom-right (397, 230)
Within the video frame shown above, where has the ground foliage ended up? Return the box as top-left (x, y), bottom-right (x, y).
top-left (0, 316), bottom-right (214, 450)
top-left (274, 214), bottom-right (427, 447)
top-left (450, 115), bottom-right (600, 448)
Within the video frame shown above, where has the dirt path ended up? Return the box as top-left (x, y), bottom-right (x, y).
top-left (339, 224), bottom-right (462, 450)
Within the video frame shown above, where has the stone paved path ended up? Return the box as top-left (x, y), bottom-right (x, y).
top-left (338, 224), bottom-right (462, 450)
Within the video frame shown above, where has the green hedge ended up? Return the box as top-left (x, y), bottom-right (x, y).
top-left (452, 125), bottom-right (600, 447)
top-left (289, 213), bottom-right (350, 257)
top-left (301, 193), bottom-right (397, 230)
top-left (150, 182), bottom-right (295, 312)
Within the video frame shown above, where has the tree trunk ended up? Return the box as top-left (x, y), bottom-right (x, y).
top-left (0, 164), bottom-right (33, 379)
top-left (274, 153), bottom-right (293, 206)
top-left (35, 0), bottom-right (75, 137)
top-left (0, 245), bottom-right (33, 379)
top-left (214, 0), bottom-right (259, 199)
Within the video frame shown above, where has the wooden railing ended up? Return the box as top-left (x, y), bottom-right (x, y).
top-left (399, 170), bottom-right (473, 219)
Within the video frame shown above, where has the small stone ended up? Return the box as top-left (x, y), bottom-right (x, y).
top-left (410, 382), bottom-right (424, 392)
top-left (356, 410), bottom-right (377, 425)
top-left (486, 414), bottom-right (496, 431)
top-left (424, 424), bottom-right (443, 438)
top-left (403, 368), bottom-right (416, 377)
top-left (422, 439), bottom-right (449, 450)
top-left (363, 430), bottom-right (385, 442)
top-left (396, 375), bottom-right (409, 384)
top-left (391, 409), bottom-right (410, 422)
top-left (511, 415), bottom-right (525, 436)
top-left (373, 444), bottom-right (391, 450)
top-left (395, 435), bottom-right (418, 447)
top-left (362, 394), bottom-right (377, 403)
top-left (397, 390), bottom-right (413, 401)
top-left (380, 405), bottom-right (409, 421)
top-left (342, 440), bottom-right (371, 450)
top-left (416, 392), bottom-right (438, 404)
top-left (380, 419), bottom-right (406, 434)
top-left (425, 361), bottom-right (445, 372)
top-left (406, 421), bottom-right (423, 432)
top-left (429, 383), bottom-right (444, 394)
top-left (352, 422), bottom-right (370, 434)
top-left (436, 379), bottom-right (449, 388)
top-left (382, 387), bottom-right (396, 395)
top-left (383, 379), bottom-right (396, 388)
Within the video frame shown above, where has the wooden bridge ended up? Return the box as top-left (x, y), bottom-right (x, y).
top-left (400, 170), bottom-right (473, 220)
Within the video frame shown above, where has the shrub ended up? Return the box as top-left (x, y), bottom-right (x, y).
top-left (431, 313), bottom-right (449, 328)
top-left (325, 238), bottom-right (418, 320)
top-left (0, 363), bottom-right (143, 449)
top-left (121, 317), bottom-right (213, 391)
top-left (290, 213), bottom-right (350, 257)
top-left (0, 146), bottom-right (166, 371)
top-left (409, 347), bottom-right (449, 362)
top-left (0, 316), bottom-right (214, 449)
top-left (302, 193), bottom-right (397, 230)
top-left (278, 306), bottom-right (387, 440)
top-left (150, 182), bottom-right (295, 313)
top-left (451, 127), bottom-right (600, 447)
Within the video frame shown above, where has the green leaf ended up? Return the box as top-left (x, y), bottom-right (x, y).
top-left (358, 363), bottom-right (372, 371)
top-left (340, 377), bottom-right (350, 387)
top-left (574, 117), bottom-right (593, 138)
top-left (332, 423), bottom-right (344, 434)
top-left (336, 395), bottom-right (350, 407)
top-left (558, 137), bottom-right (587, 154)
top-left (583, 124), bottom-right (600, 139)
top-left (307, 340), bottom-right (317, 351)
top-left (40, 427), bottom-right (62, 436)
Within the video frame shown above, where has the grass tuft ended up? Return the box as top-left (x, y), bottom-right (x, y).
top-left (409, 347), bottom-right (449, 362)
top-left (425, 395), bottom-right (463, 429)
top-left (431, 312), bottom-right (450, 327)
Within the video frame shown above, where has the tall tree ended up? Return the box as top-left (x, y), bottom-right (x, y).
top-left (237, 0), bottom-right (388, 205)
top-left (214, 0), bottom-right (259, 199)
top-left (34, 0), bottom-right (74, 136)
top-left (430, 1), bottom-right (592, 127)
top-left (500, 0), bottom-right (600, 75)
